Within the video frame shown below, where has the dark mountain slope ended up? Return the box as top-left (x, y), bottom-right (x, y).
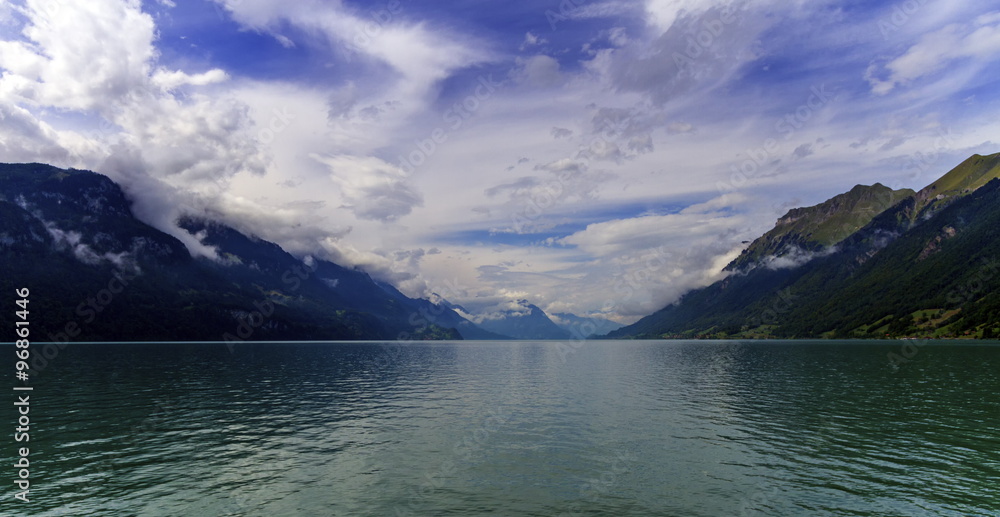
top-left (0, 163), bottom-right (473, 342)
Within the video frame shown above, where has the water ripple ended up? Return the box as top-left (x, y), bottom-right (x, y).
top-left (14, 340), bottom-right (1000, 516)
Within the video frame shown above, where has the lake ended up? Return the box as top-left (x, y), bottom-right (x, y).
top-left (9, 340), bottom-right (1000, 516)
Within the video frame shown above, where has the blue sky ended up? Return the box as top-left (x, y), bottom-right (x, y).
top-left (2, 0), bottom-right (1000, 322)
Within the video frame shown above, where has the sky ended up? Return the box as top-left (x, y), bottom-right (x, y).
top-left (1, 0), bottom-right (1000, 323)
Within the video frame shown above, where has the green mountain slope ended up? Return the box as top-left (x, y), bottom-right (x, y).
top-left (609, 154), bottom-right (1000, 340)
top-left (777, 179), bottom-right (1000, 338)
top-left (913, 152), bottom-right (1000, 215)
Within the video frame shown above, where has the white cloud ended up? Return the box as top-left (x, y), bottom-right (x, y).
top-left (868, 12), bottom-right (1000, 94)
top-left (513, 55), bottom-right (563, 87)
top-left (151, 69), bottom-right (229, 91)
top-left (0, 100), bottom-right (71, 163)
top-left (0, 0), bottom-right (156, 112)
top-left (545, 195), bottom-right (749, 319)
top-left (644, 0), bottom-right (716, 34)
top-left (520, 31), bottom-right (547, 50)
top-left (0, 0), bottom-right (268, 259)
top-left (214, 0), bottom-right (491, 109)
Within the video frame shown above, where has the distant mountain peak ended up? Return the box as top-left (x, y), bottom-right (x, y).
top-left (472, 299), bottom-right (571, 340)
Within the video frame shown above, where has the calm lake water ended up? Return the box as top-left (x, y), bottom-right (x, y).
top-left (8, 340), bottom-right (1000, 516)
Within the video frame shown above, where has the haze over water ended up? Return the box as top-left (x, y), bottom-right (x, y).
top-left (15, 340), bottom-right (1000, 516)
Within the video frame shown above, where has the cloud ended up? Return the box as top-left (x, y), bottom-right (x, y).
top-left (313, 154), bottom-right (423, 222)
top-left (793, 143), bottom-right (814, 158)
top-left (607, 26), bottom-right (629, 47)
top-left (644, 0), bottom-right (716, 33)
top-left (867, 12), bottom-right (1000, 94)
top-left (550, 195), bottom-right (749, 318)
top-left (0, 0), bottom-right (156, 112)
top-left (214, 0), bottom-right (491, 105)
top-left (513, 55), bottom-right (563, 87)
top-left (26, 209), bottom-right (142, 272)
top-left (0, 0), bottom-right (268, 258)
top-left (605, 2), bottom-right (767, 105)
top-left (520, 31), bottom-right (547, 50)
top-left (757, 245), bottom-right (839, 271)
top-left (666, 121), bottom-right (694, 134)
top-left (551, 127), bottom-right (573, 139)
top-left (0, 101), bottom-right (71, 163)
top-left (151, 69), bottom-right (229, 91)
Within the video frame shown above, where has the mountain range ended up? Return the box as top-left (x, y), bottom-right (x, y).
top-left (0, 163), bottom-right (520, 342)
top-left (608, 152), bottom-right (1000, 340)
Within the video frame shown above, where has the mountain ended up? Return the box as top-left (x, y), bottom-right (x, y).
top-left (609, 153), bottom-right (1000, 340)
top-left (913, 152), bottom-right (1000, 215)
top-left (551, 312), bottom-right (623, 338)
top-left (474, 300), bottom-right (573, 340)
top-left (0, 163), bottom-right (493, 342)
top-left (726, 183), bottom-right (914, 272)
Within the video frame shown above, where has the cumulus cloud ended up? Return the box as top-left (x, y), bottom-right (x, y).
top-left (578, 104), bottom-right (663, 162)
top-left (151, 69), bottom-right (229, 91)
top-left (0, 0), bottom-right (156, 112)
top-left (513, 55), bottom-right (563, 87)
top-left (793, 143), bottom-right (814, 158)
top-left (0, 0), bottom-right (268, 259)
top-left (0, 101), bottom-right (71, 163)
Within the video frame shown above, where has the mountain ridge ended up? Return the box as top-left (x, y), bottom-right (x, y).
top-left (725, 183), bottom-right (915, 272)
